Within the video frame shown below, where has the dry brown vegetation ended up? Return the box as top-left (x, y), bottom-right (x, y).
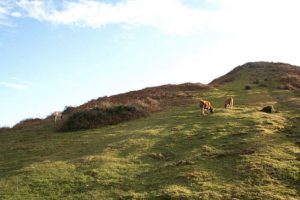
top-left (77, 83), bottom-right (210, 112)
top-left (13, 118), bottom-right (43, 129)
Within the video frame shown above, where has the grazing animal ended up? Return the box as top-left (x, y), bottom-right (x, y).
top-left (53, 111), bottom-right (62, 123)
top-left (224, 97), bottom-right (234, 109)
top-left (199, 99), bottom-right (214, 115)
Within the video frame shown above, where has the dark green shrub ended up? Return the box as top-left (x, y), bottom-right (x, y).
top-left (253, 80), bottom-right (260, 84)
top-left (58, 105), bottom-right (148, 132)
top-left (261, 105), bottom-right (276, 113)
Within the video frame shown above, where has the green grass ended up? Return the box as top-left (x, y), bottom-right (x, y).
top-left (0, 88), bottom-right (299, 199)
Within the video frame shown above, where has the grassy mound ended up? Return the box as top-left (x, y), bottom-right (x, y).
top-left (58, 105), bottom-right (148, 132)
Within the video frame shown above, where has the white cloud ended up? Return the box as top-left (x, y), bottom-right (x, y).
top-left (151, 0), bottom-right (300, 83)
top-left (15, 0), bottom-right (211, 36)
top-left (113, 32), bottom-right (135, 43)
top-left (12, 0), bottom-right (300, 37)
top-left (0, 6), bottom-right (8, 16)
top-left (210, 0), bottom-right (300, 34)
top-left (0, 1), bottom-right (22, 26)
top-left (162, 34), bottom-right (300, 84)
top-left (2, 0), bottom-right (300, 38)
top-left (10, 11), bottom-right (21, 17)
top-left (0, 81), bottom-right (29, 90)
top-left (10, 77), bottom-right (43, 88)
top-left (0, 4), bottom-right (11, 26)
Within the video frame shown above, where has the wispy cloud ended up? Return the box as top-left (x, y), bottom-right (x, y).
top-left (0, 1), bottom-right (21, 27)
top-left (114, 32), bottom-right (135, 43)
top-left (0, 3), bottom-right (11, 26)
top-left (0, 81), bottom-right (29, 90)
top-left (2, 0), bottom-right (300, 37)
top-left (14, 0), bottom-right (210, 36)
top-left (10, 77), bottom-right (42, 88)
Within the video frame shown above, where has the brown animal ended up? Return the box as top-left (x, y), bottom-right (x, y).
top-left (224, 97), bottom-right (233, 109)
top-left (199, 99), bottom-right (214, 115)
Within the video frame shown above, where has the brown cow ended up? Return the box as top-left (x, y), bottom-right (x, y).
top-left (199, 99), bottom-right (214, 115)
top-left (224, 97), bottom-right (233, 109)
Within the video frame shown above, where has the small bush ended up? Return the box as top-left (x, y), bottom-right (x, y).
top-left (58, 105), bottom-right (148, 132)
top-left (245, 85), bottom-right (252, 90)
top-left (261, 105), bottom-right (276, 113)
top-left (253, 80), bottom-right (260, 84)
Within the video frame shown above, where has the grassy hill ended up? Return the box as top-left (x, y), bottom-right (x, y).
top-left (0, 62), bottom-right (300, 199)
top-left (209, 62), bottom-right (300, 91)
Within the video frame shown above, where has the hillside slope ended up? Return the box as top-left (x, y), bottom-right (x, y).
top-left (1, 62), bottom-right (300, 199)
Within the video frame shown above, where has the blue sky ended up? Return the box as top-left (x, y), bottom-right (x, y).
top-left (1, 0), bottom-right (300, 127)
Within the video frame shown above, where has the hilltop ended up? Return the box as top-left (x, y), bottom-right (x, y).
top-left (0, 62), bottom-right (299, 199)
top-left (210, 62), bottom-right (300, 90)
